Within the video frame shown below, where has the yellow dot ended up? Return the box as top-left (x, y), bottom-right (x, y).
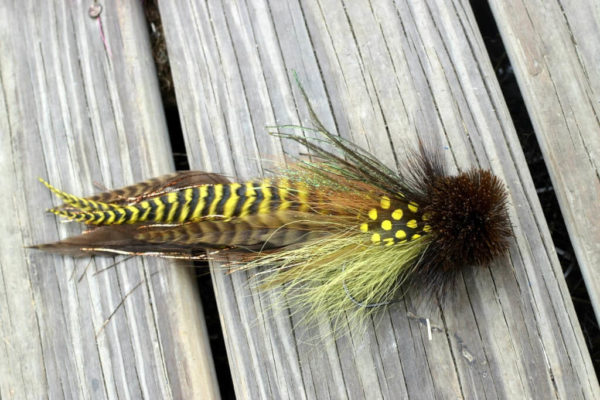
top-left (360, 223), bottom-right (369, 232)
top-left (392, 209), bottom-right (403, 220)
top-left (384, 238), bottom-right (394, 246)
top-left (381, 220), bottom-right (392, 230)
top-left (371, 233), bottom-right (381, 243)
top-left (423, 224), bottom-right (432, 233)
top-left (422, 212), bottom-right (430, 221)
top-left (380, 196), bottom-right (391, 209)
top-left (368, 209), bottom-right (378, 220)
top-left (395, 230), bottom-right (406, 239)
top-left (408, 202), bottom-right (418, 213)
top-left (411, 234), bottom-right (421, 240)
top-left (407, 219), bottom-right (417, 229)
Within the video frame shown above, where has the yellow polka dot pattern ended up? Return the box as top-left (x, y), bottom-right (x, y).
top-left (359, 196), bottom-right (430, 245)
top-left (380, 196), bottom-right (391, 209)
top-left (392, 209), bottom-right (403, 220)
top-left (371, 233), bottom-right (381, 243)
top-left (408, 202), bottom-right (418, 213)
top-left (369, 209), bottom-right (378, 220)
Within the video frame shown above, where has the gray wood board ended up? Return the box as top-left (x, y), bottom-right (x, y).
top-left (489, 0), bottom-right (600, 324)
top-left (0, 1), bottom-right (219, 399)
top-left (159, 0), bottom-right (599, 398)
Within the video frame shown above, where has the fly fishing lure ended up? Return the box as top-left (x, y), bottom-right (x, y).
top-left (34, 93), bottom-right (512, 326)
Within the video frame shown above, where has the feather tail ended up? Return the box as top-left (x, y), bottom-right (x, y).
top-left (243, 231), bottom-right (428, 328)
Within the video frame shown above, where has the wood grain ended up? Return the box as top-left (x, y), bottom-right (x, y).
top-left (0, 1), bottom-right (219, 398)
top-left (158, 0), bottom-right (599, 398)
top-left (489, 0), bottom-right (600, 324)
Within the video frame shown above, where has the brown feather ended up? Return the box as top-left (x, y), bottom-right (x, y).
top-left (31, 210), bottom-right (345, 256)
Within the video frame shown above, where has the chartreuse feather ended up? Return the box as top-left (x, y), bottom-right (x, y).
top-left (243, 230), bottom-right (429, 330)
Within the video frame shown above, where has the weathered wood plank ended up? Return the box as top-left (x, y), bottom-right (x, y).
top-left (488, 0), bottom-right (600, 324)
top-left (159, 0), bottom-right (598, 398)
top-left (0, 1), bottom-right (219, 398)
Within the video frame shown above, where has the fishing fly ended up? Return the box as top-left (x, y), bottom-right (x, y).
top-left (34, 88), bottom-right (512, 326)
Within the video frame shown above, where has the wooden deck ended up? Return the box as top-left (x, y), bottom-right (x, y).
top-left (1, 0), bottom-right (598, 399)
top-left (0, 1), bottom-right (218, 398)
top-left (489, 0), bottom-right (600, 324)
